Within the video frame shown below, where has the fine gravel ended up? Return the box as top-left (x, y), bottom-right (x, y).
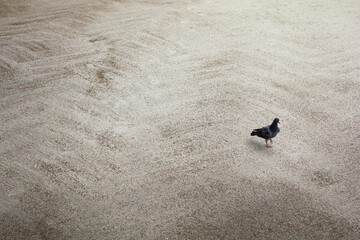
top-left (1, 0), bottom-right (360, 239)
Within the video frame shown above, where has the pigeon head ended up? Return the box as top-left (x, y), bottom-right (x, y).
top-left (273, 118), bottom-right (280, 124)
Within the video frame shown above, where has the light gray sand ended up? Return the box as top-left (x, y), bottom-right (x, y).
top-left (1, 0), bottom-right (359, 239)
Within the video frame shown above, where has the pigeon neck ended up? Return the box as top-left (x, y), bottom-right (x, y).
top-left (270, 122), bottom-right (278, 130)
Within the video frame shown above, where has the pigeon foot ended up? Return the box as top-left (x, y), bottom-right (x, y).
top-left (266, 144), bottom-right (272, 148)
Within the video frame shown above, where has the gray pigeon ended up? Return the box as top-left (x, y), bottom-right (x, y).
top-left (251, 118), bottom-right (280, 148)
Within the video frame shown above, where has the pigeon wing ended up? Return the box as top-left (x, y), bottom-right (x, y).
top-left (253, 126), bottom-right (271, 139)
top-left (261, 127), bottom-right (272, 139)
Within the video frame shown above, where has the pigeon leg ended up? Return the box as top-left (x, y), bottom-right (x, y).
top-left (266, 139), bottom-right (272, 148)
top-left (270, 138), bottom-right (273, 144)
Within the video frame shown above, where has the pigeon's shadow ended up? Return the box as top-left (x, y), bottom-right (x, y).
top-left (247, 139), bottom-right (272, 152)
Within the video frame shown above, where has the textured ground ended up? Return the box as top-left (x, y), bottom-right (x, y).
top-left (1, 0), bottom-right (360, 239)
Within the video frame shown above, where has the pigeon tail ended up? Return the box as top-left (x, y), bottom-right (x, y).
top-left (251, 130), bottom-right (259, 136)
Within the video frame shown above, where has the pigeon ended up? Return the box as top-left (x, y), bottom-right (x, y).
top-left (251, 118), bottom-right (280, 148)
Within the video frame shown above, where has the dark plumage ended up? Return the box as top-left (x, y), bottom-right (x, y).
top-left (251, 118), bottom-right (280, 148)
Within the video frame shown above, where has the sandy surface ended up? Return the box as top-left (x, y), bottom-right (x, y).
top-left (1, 0), bottom-right (360, 239)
